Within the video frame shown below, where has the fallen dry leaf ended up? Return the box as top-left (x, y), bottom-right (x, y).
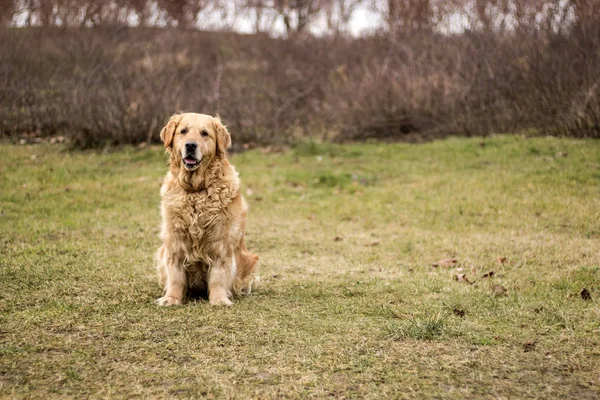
top-left (497, 257), bottom-right (507, 264)
top-left (453, 309), bottom-right (466, 318)
top-left (482, 271), bottom-right (495, 278)
top-left (523, 341), bottom-right (536, 352)
top-left (433, 258), bottom-right (458, 268)
top-left (580, 288), bottom-right (592, 301)
top-left (492, 284), bottom-right (508, 296)
top-left (453, 274), bottom-right (472, 284)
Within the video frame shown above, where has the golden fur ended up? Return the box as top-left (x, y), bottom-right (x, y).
top-left (155, 113), bottom-right (258, 306)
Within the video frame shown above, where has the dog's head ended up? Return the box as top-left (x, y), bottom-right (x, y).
top-left (160, 113), bottom-right (231, 172)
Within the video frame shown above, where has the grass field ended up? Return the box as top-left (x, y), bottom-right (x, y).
top-left (1, 136), bottom-right (599, 399)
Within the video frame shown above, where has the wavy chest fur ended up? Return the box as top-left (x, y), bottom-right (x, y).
top-left (160, 162), bottom-right (240, 264)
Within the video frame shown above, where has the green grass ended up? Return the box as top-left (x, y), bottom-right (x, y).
top-left (386, 312), bottom-right (451, 341)
top-left (1, 135), bottom-right (599, 398)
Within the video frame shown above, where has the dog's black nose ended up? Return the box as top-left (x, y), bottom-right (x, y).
top-left (185, 142), bottom-right (197, 152)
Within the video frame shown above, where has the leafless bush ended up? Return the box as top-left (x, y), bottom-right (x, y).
top-left (1, 13), bottom-right (599, 147)
top-left (0, 28), bottom-right (330, 147)
top-left (332, 26), bottom-right (600, 141)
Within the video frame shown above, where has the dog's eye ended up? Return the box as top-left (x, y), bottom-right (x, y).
top-left (180, 128), bottom-right (188, 135)
top-left (202, 130), bottom-right (209, 137)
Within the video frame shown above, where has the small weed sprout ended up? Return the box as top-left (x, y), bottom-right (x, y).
top-left (386, 312), bottom-right (451, 341)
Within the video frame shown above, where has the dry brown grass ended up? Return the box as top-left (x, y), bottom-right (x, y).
top-left (1, 136), bottom-right (599, 398)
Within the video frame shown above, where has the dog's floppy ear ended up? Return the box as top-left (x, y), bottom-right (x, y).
top-left (160, 114), bottom-right (182, 149)
top-left (213, 114), bottom-right (231, 156)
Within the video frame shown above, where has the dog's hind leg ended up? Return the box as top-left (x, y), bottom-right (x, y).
top-left (233, 238), bottom-right (259, 295)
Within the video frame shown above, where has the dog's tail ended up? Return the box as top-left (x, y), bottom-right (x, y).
top-left (233, 239), bottom-right (259, 295)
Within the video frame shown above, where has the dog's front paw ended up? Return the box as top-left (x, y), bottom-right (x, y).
top-left (156, 296), bottom-right (182, 306)
top-left (209, 295), bottom-right (233, 306)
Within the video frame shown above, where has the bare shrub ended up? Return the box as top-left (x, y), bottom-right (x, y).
top-left (0, 28), bottom-right (327, 147)
top-left (1, 15), bottom-right (599, 148)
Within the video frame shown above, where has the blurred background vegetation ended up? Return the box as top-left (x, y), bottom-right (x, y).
top-left (1, 0), bottom-right (599, 148)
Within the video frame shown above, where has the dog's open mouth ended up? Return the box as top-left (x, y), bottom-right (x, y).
top-left (183, 156), bottom-right (201, 170)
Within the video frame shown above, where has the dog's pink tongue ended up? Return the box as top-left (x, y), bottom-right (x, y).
top-left (185, 158), bottom-right (197, 164)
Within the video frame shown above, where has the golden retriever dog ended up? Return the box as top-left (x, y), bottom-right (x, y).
top-left (155, 113), bottom-right (258, 306)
